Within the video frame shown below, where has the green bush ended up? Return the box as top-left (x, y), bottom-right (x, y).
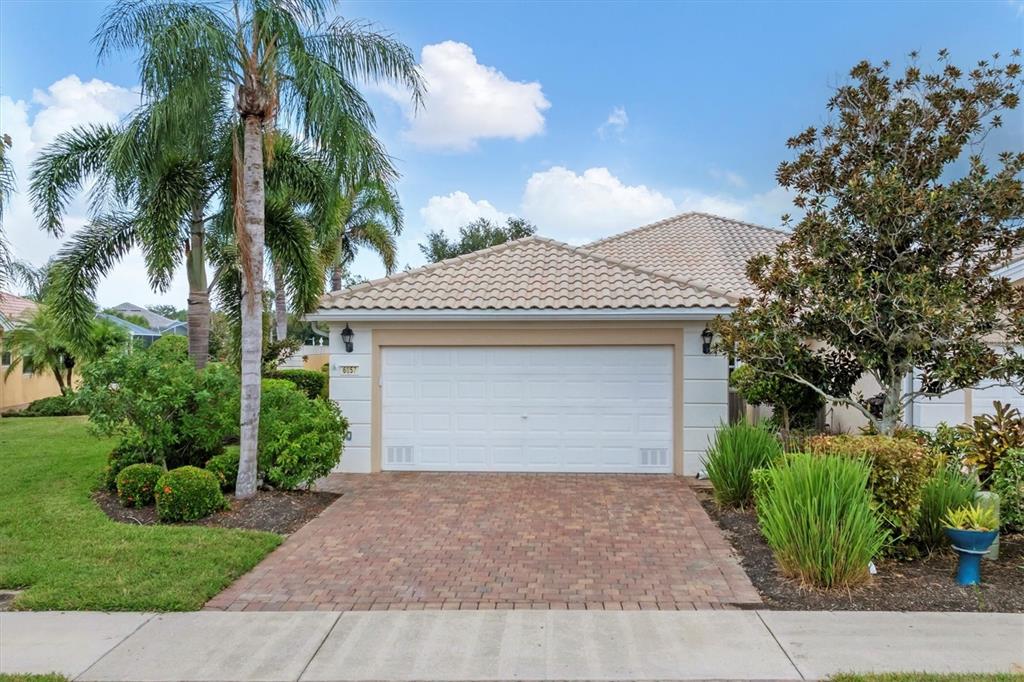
top-left (155, 466), bottom-right (225, 522)
top-left (146, 334), bottom-right (189, 364)
top-left (78, 347), bottom-right (239, 470)
top-left (205, 449), bottom-right (239, 491)
top-left (101, 433), bottom-right (149, 491)
top-left (115, 463), bottom-right (164, 507)
top-left (916, 466), bottom-right (979, 549)
top-left (259, 379), bottom-right (346, 489)
top-left (991, 448), bottom-right (1024, 533)
top-left (807, 434), bottom-right (935, 542)
top-left (729, 364), bottom-right (824, 433)
top-left (755, 453), bottom-right (889, 588)
top-left (13, 393), bottom-right (86, 417)
top-left (263, 369), bottom-right (327, 400)
top-left (703, 421), bottom-right (782, 507)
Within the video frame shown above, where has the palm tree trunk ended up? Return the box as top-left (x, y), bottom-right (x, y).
top-left (237, 115), bottom-right (266, 499)
top-left (51, 366), bottom-right (66, 395)
top-left (330, 263), bottom-right (344, 292)
top-left (273, 261), bottom-right (288, 341)
top-left (185, 201), bottom-right (210, 369)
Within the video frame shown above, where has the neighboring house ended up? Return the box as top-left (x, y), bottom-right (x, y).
top-left (109, 302), bottom-right (187, 336)
top-left (0, 292), bottom-right (63, 412)
top-left (309, 212), bottom-right (787, 475)
top-left (98, 313), bottom-right (163, 348)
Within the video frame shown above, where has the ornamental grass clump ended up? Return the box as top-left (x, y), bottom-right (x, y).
top-left (755, 453), bottom-right (888, 589)
top-left (916, 466), bottom-right (979, 550)
top-left (703, 421), bottom-right (782, 507)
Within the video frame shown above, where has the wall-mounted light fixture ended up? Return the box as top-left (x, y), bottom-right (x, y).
top-left (341, 324), bottom-right (354, 353)
top-left (701, 326), bottom-right (714, 355)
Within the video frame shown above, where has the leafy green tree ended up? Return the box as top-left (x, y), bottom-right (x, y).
top-left (419, 217), bottom-right (536, 263)
top-left (148, 305), bottom-right (186, 321)
top-left (729, 364), bottom-right (824, 438)
top-left (716, 51), bottom-right (1024, 435)
top-left (95, 0), bottom-right (424, 497)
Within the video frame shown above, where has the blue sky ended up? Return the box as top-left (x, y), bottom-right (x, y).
top-left (2, 0), bottom-right (1022, 307)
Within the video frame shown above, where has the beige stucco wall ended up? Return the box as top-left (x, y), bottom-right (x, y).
top-left (325, 319), bottom-right (728, 476)
top-left (0, 354), bottom-right (63, 411)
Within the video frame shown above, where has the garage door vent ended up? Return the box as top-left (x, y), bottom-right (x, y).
top-left (386, 446), bottom-right (414, 465)
top-left (639, 448), bottom-right (668, 467)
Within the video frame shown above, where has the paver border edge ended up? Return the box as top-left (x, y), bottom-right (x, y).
top-left (73, 613), bottom-right (157, 681)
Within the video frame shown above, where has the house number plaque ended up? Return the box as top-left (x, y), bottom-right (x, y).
top-left (339, 365), bottom-right (359, 375)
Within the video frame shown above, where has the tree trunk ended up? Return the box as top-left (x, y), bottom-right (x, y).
top-left (51, 366), bottom-right (66, 395)
top-left (878, 379), bottom-right (904, 435)
top-left (330, 263), bottom-right (344, 292)
top-left (236, 115), bottom-right (266, 499)
top-left (273, 261), bottom-right (288, 342)
top-left (185, 201), bottom-right (210, 369)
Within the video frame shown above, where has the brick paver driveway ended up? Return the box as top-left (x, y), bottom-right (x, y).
top-left (206, 474), bottom-right (761, 612)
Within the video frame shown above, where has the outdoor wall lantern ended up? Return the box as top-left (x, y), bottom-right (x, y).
top-left (701, 326), bottom-right (714, 355)
top-left (341, 324), bottom-right (355, 353)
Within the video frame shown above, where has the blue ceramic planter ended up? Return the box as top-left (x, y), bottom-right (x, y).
top-left (945, 528), bottom-right (999, 586)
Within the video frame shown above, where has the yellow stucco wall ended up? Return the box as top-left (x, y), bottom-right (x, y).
top-left (0, 364), bottom-right (63, 412)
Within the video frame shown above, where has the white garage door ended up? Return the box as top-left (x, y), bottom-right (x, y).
top-left (381, 346), bottom-right (673, 473)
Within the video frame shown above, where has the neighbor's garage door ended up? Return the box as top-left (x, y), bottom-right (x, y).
top-left (381, 346), bottom-right (673, 473)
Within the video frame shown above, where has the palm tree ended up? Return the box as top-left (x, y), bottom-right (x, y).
top-left (31, 107), bottom-right (223, 367)
top-left (0, 134), bottom-right (16, 286)
top-left (95, 0), bottom-right (423, 497)
top-left (3, 305), bottom-right (128, 394)
top-left (327, 162), bottom-right (403, 292)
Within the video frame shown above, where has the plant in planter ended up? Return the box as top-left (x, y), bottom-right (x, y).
top-left (943, 504), bottom-right (1000, 586)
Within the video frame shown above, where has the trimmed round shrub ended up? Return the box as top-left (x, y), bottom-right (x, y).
top-left (916, 465), bottom-right (979, 550)
top-left (755, 453), bottom-right (889, 589)
top-left (205, 449), bottom-right (240, 491)
top-left (116, 463), bottom-right (164, 507)
top-left (702, 421), bottom-right (782, 507)
top-left (155, 466), bottom-right (225, 522)
top-left (806, 434), bottom-right (935, 542)
top-left (102, 434), bottom-right (150, 491)
top-left (991, 448), bottom-right (1024, 533)
top-left (259, 379), bottom-right (347, 490)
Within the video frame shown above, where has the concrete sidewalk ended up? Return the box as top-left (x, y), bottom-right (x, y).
top-left (1, 610), bottom-right (1021, 681)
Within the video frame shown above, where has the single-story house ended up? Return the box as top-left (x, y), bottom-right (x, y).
top-left (108, 302), bottom-right (187, 336)
top-left (98, 313), bottom-right (164, 348)
top-left (309, 212), bottom-right (787, 475)
top-left (0, 292), bottom-right (63, 412)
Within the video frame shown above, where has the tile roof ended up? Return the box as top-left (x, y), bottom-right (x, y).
top-left (320, 236), bottom-right (733, 311)
top-left (0, 292), bottom-right (38, 330)
top-left (110, 302), bottom-right (178, 331)
top-left (582, 212), bottom-right (788, 298)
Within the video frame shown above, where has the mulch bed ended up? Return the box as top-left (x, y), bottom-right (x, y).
top-left (94, 489), bottom-right (339, 535)
top-left (696, 488), bottom-right (1024, 612)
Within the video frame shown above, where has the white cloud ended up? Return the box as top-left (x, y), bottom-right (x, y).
top-left (520, 166), bottom-right (677, 239)
top-left (1, 75), bottom-right (189, 308)
top-left (386, 41), bottom-right (550, 151)
top-left (408, 167), bottom-right (797, 263)
top-left (419, 191), bottom-right (512, 232)
top-left (596, 106), bottom-right (629, 139)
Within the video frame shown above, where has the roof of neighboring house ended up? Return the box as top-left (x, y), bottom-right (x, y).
top-left (319, 235), bottom-right (734, 311)
top-left (109, 302), bottom-right (179, 332)
top-left (98, 313), bottom-right (163, 337)
top-left (0, 292), bottom-right (38, 332)
top-left (581, 212), bottom-right (788, 299)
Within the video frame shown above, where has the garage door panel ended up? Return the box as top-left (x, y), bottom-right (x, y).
top-left (382, 346), bottom-right (673, 473)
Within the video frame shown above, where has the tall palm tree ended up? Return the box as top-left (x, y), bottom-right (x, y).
top-left (31, 106), bottom-right (222, 367)
top-left (0, 134), bottom-right (16, 286)
top-left (95, 0), bottom-right (423, 497)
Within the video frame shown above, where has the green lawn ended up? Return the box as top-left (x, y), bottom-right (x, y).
top-left (0, 416), bottom-right (281, 611)
top-left (831, 671), bottom-right (1024, 675)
